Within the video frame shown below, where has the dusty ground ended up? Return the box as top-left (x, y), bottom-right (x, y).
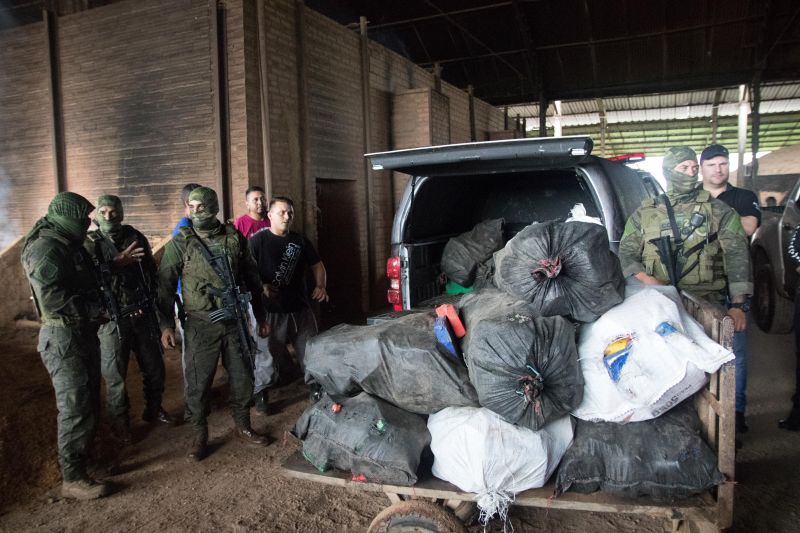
top-left (0, 322), bottom-right (798, 532)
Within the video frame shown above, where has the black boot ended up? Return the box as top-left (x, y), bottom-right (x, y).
top-left (187, 431), bottom-right (208, 462)
top-left (254, 390), bottom-right (272, 415)
top-left (735, 411), bottom-right (749, 434)
top-left (779, 400), bottom-right (800, 431)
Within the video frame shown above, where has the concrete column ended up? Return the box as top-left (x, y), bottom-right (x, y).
top-left (553, 100), bottom-right (563, 137)
top-left (737, 84), bottom-right (749, 187)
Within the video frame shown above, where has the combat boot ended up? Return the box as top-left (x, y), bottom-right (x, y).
top-left (735, 411), bottom-right (749, 434)
top-left (779, 400), bottom-right (800, 431)
top-left (235, 425), bottom-right (270, 446)
top-left (143, 406), bottom-right (180, 426)
top-left (254, 390), bottom-right (272, 415)
top-left (187, 431), bottom-right (208, 462)
top-left (61, 477), bottom-right (109, 500)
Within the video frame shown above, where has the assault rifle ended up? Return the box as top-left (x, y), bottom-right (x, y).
top-left (205, 252), bottom-right (257, 370)
top-left (648, 235), bottom-right (680, 287)
top-left (90, 231), bottom-right (159, 342)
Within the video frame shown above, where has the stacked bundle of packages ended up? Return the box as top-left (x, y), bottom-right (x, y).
top-left (299, 311), bottom-right (478, 485)
top-left (440, 219), bottom-right (504, 291)
top-left (493, 219), bottom-right (625, 322)
top-left (304, 311), bottom-right (478, 415)
top-left (556, 281), bottom-right (732, 499)
top-left (293, 392), bottom-right (430, 486)
top-left (294, 207), bottom-right (729, 517)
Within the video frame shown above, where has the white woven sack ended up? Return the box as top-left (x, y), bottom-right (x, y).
top-left (428, 407), bottom-right (573, 526)
top-left (573, 286), bottom-right (733, 423)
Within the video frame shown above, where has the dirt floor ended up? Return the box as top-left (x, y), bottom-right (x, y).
top-left (0, 321), bottom-right (799, 532)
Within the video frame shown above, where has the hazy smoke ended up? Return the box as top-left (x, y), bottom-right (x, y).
top-left (0, 169), bottom-right (19, 250)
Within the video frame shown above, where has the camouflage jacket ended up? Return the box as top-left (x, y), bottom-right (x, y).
top-left (156, 222), bottom-right (266, 329)
top-left (618, 189), bottom-right (752, 301)
top-left (84, 225), bottom-right (157, 310)
top-left (22, 227), bottom-right (104, 327)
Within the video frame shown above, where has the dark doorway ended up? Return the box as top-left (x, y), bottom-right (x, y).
top-left (316, 178), bottom-right (364, 329)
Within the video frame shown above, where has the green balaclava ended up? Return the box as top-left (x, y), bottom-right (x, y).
top-left (662, 146), bottom-right (700, 196)
top-left (188, 187), bottom-right (221, 232)
top-left (46, 192), bottom-right (95, 243)
top-left (94, 194), bottom-right (124, 239)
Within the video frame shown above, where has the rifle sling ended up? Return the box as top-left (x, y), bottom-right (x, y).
top-left (188, 228), bottom-right (230, 287)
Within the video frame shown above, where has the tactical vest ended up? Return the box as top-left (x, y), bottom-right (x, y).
top-left (176, 223), bottom-right (243, 313)
top-left (86, 226), bottom-right (150, 308)
top-left (638, 191), bottom-right (725, 290)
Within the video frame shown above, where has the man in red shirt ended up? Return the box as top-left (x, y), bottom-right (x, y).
top-left (233, 186), bottom-right (271, 239)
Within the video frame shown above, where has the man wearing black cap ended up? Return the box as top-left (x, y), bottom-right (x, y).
top-left (700, 144), bottom-right (761, 236)
top-left (700, 143), bottom-right (761, 438)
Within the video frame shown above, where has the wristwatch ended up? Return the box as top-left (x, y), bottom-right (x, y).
top-left (729, 302), bottom-right (750, 313)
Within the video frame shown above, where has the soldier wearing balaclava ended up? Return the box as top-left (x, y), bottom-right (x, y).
top-left (156, 186), bottom-right (270, 461)
top-left (21, 192), bottom-right (110, 500)
top-left (618, 146), bottom-right (752, 307)
top-left (84, 195), bottom-right (178, 443)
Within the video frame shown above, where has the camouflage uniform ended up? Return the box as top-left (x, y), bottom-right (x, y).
top-left (156, 187), bottom-right (266, 451)
top-left (84, 195), bottom-right (168, 435)
top-left (618, 146), bottom-right (753, 304)
top-left (21, 193), bottom-right (105, 488)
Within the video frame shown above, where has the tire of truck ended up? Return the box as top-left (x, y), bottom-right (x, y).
top-left (367, 500), bottom-right (468, 533)
top-left (752, 249), bottom-right (794, 334)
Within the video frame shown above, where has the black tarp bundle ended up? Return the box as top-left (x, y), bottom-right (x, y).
top-left (304, 312), bottom-right (479, 414)
top-left (493, 221), bottom-right (624, 322)
top-left (555, 400), bottom-right (725, 500)
top-left (441, 219), bottom-right (504, 287)
top-left (293, 392), bottom-right (431, 486)
top-left (458, 289), bottom-right (582, 431)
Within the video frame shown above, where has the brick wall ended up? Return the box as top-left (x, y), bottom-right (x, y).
top-left (0, 23), bottom-right (56, 247)
top-left (262, 0), bottom-right (300, 203)
top-left (225, 0), bottom-right (266, 218)
top-left (0, 0), bottom-right (504, 320)
top-left (58, 0), bottom-right (220, 239)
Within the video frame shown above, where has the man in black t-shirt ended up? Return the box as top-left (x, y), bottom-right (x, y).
top-left (701, 143), bottom-right (760, 441)
top-left (249, 197), bottom-right (328, 403)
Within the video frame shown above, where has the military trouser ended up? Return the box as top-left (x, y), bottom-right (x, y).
top-left (261, 308), bottom-right (318, 391)
top-left (98, 316), bottom-right (165, 426)
top-left (184, 315), bottom-right (254, 434)
top-left (38, 324), bottom-right (101, 482)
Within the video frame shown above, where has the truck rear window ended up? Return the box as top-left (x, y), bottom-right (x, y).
top-left (404, 170), bottom-right (600, 242)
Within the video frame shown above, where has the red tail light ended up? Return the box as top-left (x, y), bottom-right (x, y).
top-left (387, 256), bottom-right (401, 279)
top-left (386, 256), bottom-right (402, 310)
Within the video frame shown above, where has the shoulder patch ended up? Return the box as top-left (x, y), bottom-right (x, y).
top-left (33, 255), bottom-right (61, 284)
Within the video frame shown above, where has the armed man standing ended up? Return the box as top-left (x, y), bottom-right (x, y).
top-left (85, 195), bottom-right (178, 444)
top-left (618, 148), bottom-right (752, 436)
top-left (157, 186), bottom-right (270, 461)
top-left (22, 192), bottom-right (139, 499)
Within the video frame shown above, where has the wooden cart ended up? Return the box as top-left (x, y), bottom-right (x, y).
top-left (283, 291), bottom-right (736, 532)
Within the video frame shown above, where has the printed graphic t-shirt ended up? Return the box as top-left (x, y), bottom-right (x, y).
top-left (249, 229), bottom-right (321, 313)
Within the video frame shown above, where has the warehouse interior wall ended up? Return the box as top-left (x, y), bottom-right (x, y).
top-left (0, 0), bottom-right (504, 325)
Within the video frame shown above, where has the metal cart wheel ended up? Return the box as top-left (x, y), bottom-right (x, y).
top-left (367, 500), bottom-right (468, 533)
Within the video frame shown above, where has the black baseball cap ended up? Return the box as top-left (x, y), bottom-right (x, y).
top-left (700, 144), bottom-right (729, 163)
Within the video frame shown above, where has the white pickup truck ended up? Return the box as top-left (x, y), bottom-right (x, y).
top-left (750, 177), bottom-right (800, 333)
top-left (365, 136), bottom-right (662, 312)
